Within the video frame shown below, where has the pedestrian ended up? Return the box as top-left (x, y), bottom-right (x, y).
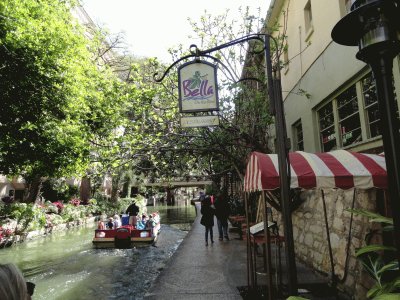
top-left (0, 263), bottom-right (33, 300)
top-left (126, 201), bottom-right (139, 226)
top-left (200, 195), bottom-right (215, 246)
top-left (214, 192), bottom-right (230, 241)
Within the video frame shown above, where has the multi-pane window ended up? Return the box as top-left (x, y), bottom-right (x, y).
top-left (319, 102), bottom-right (337, 152)
top-left (293, 121), bottom-right (304, 151)
top-left (317, 71), bottom-right (400, 151)
top-left (362, 72), bottom-right (399, 138)
top-left (362, 73), bottom-right (380, 138)
top-left (337, 84), bottom-right (362, 146)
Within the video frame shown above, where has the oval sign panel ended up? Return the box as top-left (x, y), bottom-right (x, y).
top-left (178, 60), bottom-right (219, 113)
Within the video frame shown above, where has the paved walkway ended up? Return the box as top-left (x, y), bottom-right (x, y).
top-left (144, 203), bottom-right (344, 300)
top-left (144, 203), bottom-right (247, 299)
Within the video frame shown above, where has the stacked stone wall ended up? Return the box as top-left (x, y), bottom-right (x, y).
top-left (272, 188), bottom-right (378, 298)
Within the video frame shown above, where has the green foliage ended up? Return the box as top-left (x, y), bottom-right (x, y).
top-left (0, 0), bottom-right (131, 202)
top-left (60, 204), bottom-right (83, 222)
top-left (348, 209), bottom-right (400, 298)
top-left (0, 203), bottom-right (46, 233)
top-left (0, 1), bottom-right (276, 200)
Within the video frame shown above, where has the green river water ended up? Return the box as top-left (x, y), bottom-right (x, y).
top-left (0, 200), bottom-right (197, 300)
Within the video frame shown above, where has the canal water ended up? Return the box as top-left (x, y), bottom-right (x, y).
top-left (0, 200), bottom-right (197, 300)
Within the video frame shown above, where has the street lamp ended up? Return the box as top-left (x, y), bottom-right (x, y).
top-left (332, 0), bottom-right (400, 264)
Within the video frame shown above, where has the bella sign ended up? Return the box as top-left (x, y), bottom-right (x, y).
top-left (178, 60), bottom-right (219, 113)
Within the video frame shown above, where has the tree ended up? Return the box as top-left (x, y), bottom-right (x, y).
top-left (0, 0), bottom-right (128, 202)
top-left (150, 7), bottom-right (273, 183)
top-left (100, 7), bottom-right (273, 189)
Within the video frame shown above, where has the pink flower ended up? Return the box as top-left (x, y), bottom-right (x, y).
top-left (53, 201), bottom-right (64, 213)
top-left (69, 198), bottom-right (80, 206)
top-left (4, 229), bottom-right (13, 237)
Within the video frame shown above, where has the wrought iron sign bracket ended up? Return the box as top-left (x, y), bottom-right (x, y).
top-left (153, 33), bottom-right (298, 296)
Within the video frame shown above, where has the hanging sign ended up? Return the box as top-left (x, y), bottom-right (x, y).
top-left (178, 60), bottom-right (219, 113)
top-left (180, 115), bottom-right (219, 128)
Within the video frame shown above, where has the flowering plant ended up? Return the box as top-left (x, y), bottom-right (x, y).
top-left (3, 228), bottom-right (13, 237)
top-left (69, 198), bottom-right (80, 206)
top-left (52, 201), bottom-right (64, 213)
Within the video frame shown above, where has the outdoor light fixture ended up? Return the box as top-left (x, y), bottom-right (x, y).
top-left (332, 0), bottom-right (400, 265)
top-left (332, 0), bottom-right (400, 61)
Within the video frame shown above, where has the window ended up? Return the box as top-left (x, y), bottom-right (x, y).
top-left (337, 84), bottom-right (361, 146)
top-left (293, 120), bottom-right (304, 151)
top-left (317, 71), bottom-right (400, 152)
top-left (345, 0), bottom-right (352, 12)
top-left (283, 48), bottom-right (289, 73)
top-left (361, 72), bottom-right (399, 138)
top-left (319, 102), bottom-right (337, 152)
top-left (304, 1), bottom-right (313, 36)
top-left (362, 73), bottom-right (380, 138)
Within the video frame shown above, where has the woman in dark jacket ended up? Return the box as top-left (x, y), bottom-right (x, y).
top-left (200, 196), bottom-right (215, 246)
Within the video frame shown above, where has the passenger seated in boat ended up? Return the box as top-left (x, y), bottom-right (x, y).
top-left (136, 220), bottom-right (145, 230)
top-left (107, 218), bottom-right (114, 229)
top-left (113, 215), bottom-right (121, 228)
top-left (152, 212), bottom-right (160, 224)
top-left (146, 215), bottom-right (156, 229)
top-left (141, 213), bottom-right (148, 223)
top-left (97, 220), bottom-right (105, 230)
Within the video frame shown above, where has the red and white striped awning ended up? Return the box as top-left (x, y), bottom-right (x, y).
top-left (244, 150), bottom-right (387, 191)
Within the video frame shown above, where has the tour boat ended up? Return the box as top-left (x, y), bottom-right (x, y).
top-left (92, 213), bottom-right (161, 248)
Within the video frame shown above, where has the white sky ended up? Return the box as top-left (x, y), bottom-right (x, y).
top-left (81, 0), bottom-right (271, 62)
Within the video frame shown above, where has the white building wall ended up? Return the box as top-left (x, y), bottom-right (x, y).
top-left (262, 1), bottom-right (399, 297)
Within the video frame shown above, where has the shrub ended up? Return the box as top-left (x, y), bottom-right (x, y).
top-left (349, 209), bottom-right (400, 298)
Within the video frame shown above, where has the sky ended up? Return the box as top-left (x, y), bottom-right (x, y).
top-left (81, 0), bottom-right (271, 62)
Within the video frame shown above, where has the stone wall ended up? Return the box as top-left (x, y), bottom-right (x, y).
top-left (272, 188), bottom-right (378, 298)
top-left (1, 216), bottom-right (96, 247)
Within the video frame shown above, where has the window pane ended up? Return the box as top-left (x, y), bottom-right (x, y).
top-left (362, 73), bottom-right (399, 138)
top-left (337, 84), bottom-right (361, 146)
top-left (362, 73), bottom-right (380, 138)
top-left (294, 121), bottom-right (304, 151)
top-left (319, 102), bottom-right (336, 151)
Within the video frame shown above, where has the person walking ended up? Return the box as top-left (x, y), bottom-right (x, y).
top-left (214, 192), bottom-right (230, 241)
top-left (200, 195), bottom-right (215, 246)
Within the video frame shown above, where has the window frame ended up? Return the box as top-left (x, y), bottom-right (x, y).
top-left (292, 119), bottom-right (304, 151)
top-left (304, 0), bottom-right (314, 39)
top-left (316, 70), bottom-right (399, 151)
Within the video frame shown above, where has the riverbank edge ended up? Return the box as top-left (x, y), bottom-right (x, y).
top-left (0, 216), bottom-right (97, 247)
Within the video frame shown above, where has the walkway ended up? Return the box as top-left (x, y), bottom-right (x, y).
top-left (144, 203), bottom-right (247, 299)
top-left (144, 203), bottom-right (346, 300)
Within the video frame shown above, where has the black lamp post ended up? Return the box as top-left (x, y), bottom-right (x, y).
top-left (332, 0), bottom-right (400, 265)
top-left (154, 34), bottom-right (298, 296)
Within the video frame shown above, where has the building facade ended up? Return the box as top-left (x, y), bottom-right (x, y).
top-left (260, 0), bottom-right (399, 297)
top-left (267, 0), bottom-right (400, 154)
